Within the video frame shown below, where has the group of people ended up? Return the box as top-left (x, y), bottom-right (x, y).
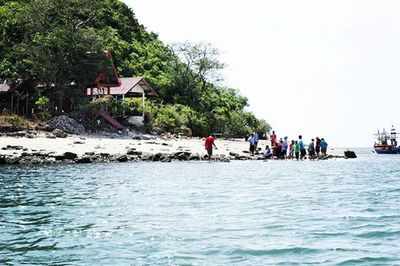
top-left (249, 131), bottom-right (328, 160)
top-left (204, 131), bottom-right (328, 161)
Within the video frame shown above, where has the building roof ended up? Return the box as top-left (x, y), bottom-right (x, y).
top-left (94, 51), bottom-right (121, 87)
top-left (87, 77), bottom-right (158, 97)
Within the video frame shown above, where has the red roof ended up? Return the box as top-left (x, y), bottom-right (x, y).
top-left (87, 77), bottom-right (158, 96)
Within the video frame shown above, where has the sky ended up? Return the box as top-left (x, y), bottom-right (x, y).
top-left (124, 0), bottom-right (400, 147)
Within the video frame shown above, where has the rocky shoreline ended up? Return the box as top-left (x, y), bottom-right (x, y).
top-left (0, 114), bottom-right (351, 165)
top-left (0, 133), bottom-right (347, 166)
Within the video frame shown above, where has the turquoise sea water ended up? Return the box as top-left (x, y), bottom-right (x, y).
top-left (1, 153), bottom-right (400, 265)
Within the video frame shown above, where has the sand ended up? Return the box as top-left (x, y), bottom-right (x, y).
top-left (0, 133), bottom-right (344, 158)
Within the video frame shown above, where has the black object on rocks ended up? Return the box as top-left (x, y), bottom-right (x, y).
top-left (63, 152), bottom-right (78, 160)
top-left (344, 151), bottom-right (357, 158)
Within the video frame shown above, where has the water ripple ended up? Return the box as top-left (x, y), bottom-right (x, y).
top-left (1, 156), bottom-right (400, 264)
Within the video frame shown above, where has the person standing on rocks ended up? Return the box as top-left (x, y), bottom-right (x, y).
top-left (315, 137), bottom-right (321, 156)
top-left (294, 140), bottom-right (300, 160)
top-left (320, 138), bottom-right (328, 156)
top-left (308, 139), bottom-right (316, 158)
top-left (270, 131), bottom-right (277, 147)
top-left (205, 133), bottom-right (217, 161)
top-left (289, 140), bottom-right (295, 159)
top-left (253, 131), bottom-right (259, 153)
top-left (248, 133), bottom-right (256, 156)
top-left (281, 137), bottom-right (288, 159)
top-left (299, 135), bottom-right (306, 160)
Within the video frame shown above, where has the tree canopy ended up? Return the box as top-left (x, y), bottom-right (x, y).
top-left (0, 0), bottom-right (270, 137)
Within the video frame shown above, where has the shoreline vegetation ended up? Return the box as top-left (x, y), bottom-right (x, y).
top-left (0, 0), bottom-right (270, 140)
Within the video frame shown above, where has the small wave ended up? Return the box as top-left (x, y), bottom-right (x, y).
top-left (227, 247), bottom-right (320, 256)
top-left (336, 256), bottom-right (396, 265)
top-left (354, 230), bottom-right (400, 238)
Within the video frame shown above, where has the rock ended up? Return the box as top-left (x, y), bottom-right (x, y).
top-left (63, 152), bottom-right (77, 160)
top-left (181, 126), bottom-right (193, 137)
top-left (75, 157), bottom-right (91, 164)
top-left (152, 153), bottom-right (162, 162)
top-left (85, 152), bottom-right (95, 156)
top-left (189, 154), bottom-right (201, 161)
top-left (50, 115), bottom-right (85, 134)
top-left (127, 149), bottom-right (142, 156)
top-left (172, 151), bottom-right (191, 161)
top-left (73, 141), bottom-right (85, 144)
top-left (46, 134), bottom-right (56, 139)
top-left (53, 129), bottom-right (67, 138)
top-left (344, 151), bottom-right (357, 158)
top-left (1, 145), bottom-right (24, 150)
top-left (160, 156), bottom-right (172, 163)
top-left (117, 155), bottom-right (128, 162)
top-left (229, 152), bottom-right (239, 157)
top-left (25, 133), bottom-right (36, 138)
top-left (0, 156), bottom-right (6, 164)
top-left (6, 156), bottom-right (20, 164)
top-left (7, 131), bottom-right (27, 137)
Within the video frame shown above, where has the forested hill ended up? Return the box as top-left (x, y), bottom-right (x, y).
top-left (0, 0), bottom-right (270, 137)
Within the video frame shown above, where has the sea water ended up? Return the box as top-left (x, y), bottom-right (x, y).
top-left (1, 152), bottom-right (400, 265)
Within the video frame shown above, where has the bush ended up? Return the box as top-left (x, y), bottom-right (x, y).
top-left (34, 95), bottom-right (51, 121)
top-left (0, 114), bottom-right (32, 130)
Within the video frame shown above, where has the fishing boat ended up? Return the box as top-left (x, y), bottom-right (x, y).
top-left (374, 126), bottom-right (400, 154)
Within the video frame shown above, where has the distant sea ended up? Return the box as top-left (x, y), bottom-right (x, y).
top-left (1, 151), bottom-right (400, 265)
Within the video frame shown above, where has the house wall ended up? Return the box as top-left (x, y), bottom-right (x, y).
top-left (130, 84), bottom-right (145, 94)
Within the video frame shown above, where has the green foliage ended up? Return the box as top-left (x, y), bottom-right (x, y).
top-left (0, 0), bottom-right (271, 136)
top-left (0, 114), bottom-right (31, 129)
top-left (34, 95), bottom-right (51, 120)
top-left (35, 96), bottom-right (49, 111)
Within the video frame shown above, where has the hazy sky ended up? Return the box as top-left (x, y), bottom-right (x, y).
top-left (124, 0), bottom-right (400, 147)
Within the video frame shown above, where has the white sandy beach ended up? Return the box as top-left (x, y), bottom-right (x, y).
top-left (0, 133), bottom-right (344, 158)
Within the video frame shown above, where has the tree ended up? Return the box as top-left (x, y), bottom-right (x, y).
top-left (164, 42), bottom-right (225, 106)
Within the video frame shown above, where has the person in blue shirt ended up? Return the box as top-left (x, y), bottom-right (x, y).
top-left (281, 137), bottom-right (288, 159)
top-left (253, 131), bottom-right (259, 153)
top-left (298, 135), bottom-right (306, 160)
top-left (320, 138), bottom-right (328, 156)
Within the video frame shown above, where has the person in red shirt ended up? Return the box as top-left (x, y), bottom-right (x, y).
top-left (205, 133), bottom-right (217, 161)
top-left (270, 131), bottom-right (276, 146)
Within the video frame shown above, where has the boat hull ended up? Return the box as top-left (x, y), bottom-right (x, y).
top-left (374, 146), bottom-right (400, 154)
